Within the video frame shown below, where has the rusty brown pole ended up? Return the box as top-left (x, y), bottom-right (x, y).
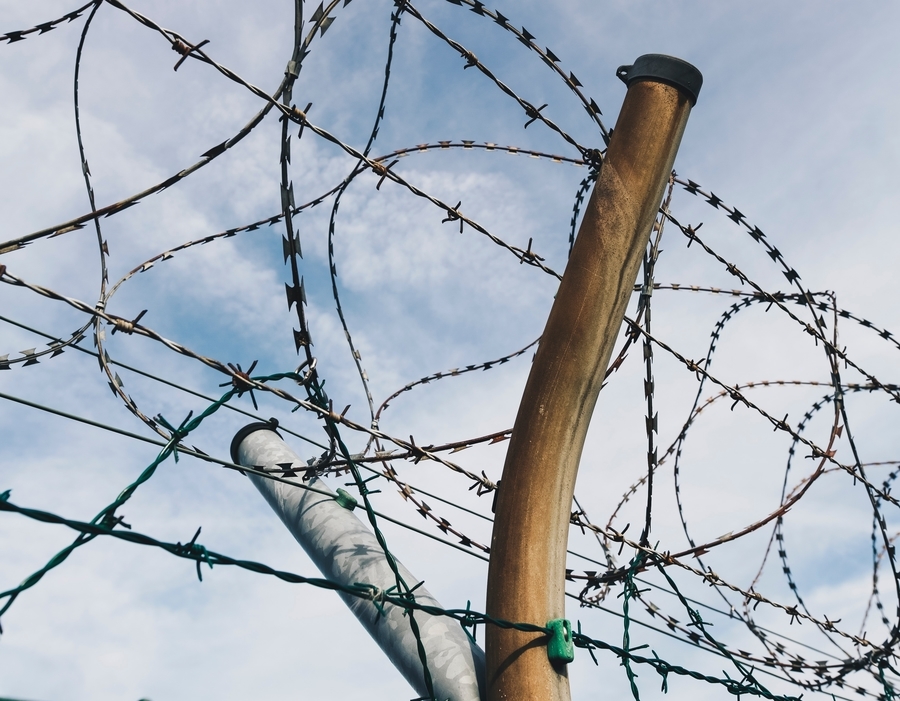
top-left (484, 55), bottom-right (702, 701)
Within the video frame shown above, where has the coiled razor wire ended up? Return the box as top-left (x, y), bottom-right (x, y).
top-left (0, 1), bottom-right (898, 700)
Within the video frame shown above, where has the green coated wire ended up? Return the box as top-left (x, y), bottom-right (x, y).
top-left (0, 389), bottom-right (879, 700)
top-left (621, 553), bottom-right (647, 700)
top-left (0, 387), bottom-right (862, 699)
top-left (654, 559), bottom-right (765, 688)
top-left (0, 373), bottom-right (883, 700)
top-left (0, 371), bottom-right (301, 618)
top-left (0, 367), bottom-right (802, 701)
top-left (304, 372), bottom-right (439, 701)
top-left (0, 381), bottom-right (241, 616)
top-left (0, 493), bottom-right (803, 701)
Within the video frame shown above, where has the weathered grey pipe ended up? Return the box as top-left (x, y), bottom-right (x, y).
top-left (485, 55), bottom-right (702, 701)
top-left (231, 423), bottom-right (485, 701)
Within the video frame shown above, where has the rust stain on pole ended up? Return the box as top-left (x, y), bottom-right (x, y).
top-left (485, 55), bottom-right (702, 701)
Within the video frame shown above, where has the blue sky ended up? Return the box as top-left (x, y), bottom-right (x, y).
top-left (1, 1), bottom-right (899, 700)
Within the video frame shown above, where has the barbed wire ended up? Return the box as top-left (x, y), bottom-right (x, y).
top-left (0, 1), bottom-right (897, 700)
top-left (0, 1), bottom-right (99, 46)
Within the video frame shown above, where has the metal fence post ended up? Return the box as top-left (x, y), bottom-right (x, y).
top-left (484, 55), bottom-right (702, 701)
top-left (231, 423), bottom-right (486, 701)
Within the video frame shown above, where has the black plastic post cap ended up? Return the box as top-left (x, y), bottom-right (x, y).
top-left (616, 54), bottom-right (703, 106)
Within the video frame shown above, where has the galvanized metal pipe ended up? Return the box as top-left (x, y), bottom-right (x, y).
top-left (231, 423), bottom-right (486, 701)
top-left (484, 55), bottom-right (702, 701)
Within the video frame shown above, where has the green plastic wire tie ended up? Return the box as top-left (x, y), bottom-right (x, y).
top-left (334, 488), bottom-right (358, 511)
top-left (546, 618), bottom-right (575, 665)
